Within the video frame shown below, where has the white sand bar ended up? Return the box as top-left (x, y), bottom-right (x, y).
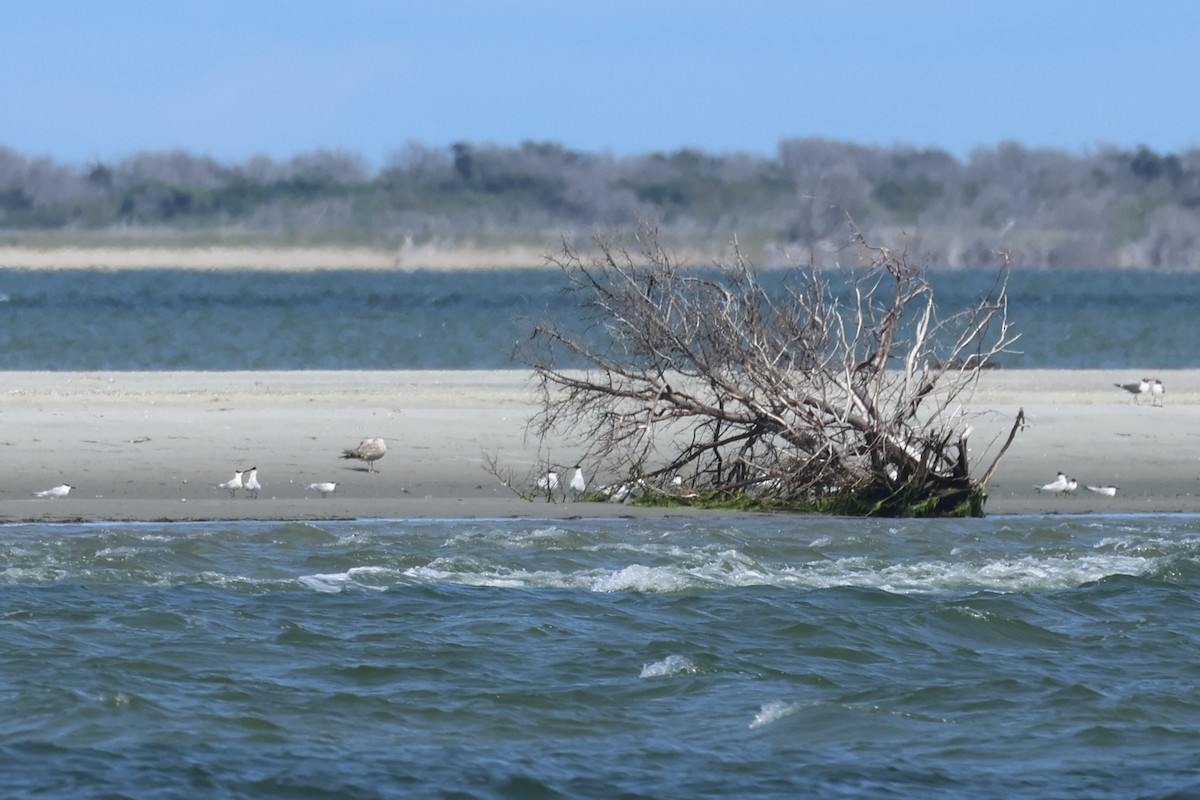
top-left (1, 369), bottom-right (1197, 522)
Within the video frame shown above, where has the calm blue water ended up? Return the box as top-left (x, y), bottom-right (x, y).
top-left (0, 267), bottom-right (1193, 370)
top-left (2, 514), bottom-right (1200, 797)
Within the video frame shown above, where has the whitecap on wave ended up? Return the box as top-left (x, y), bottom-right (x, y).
top-left (298, 573), bottom-right (350, 593)
top-left (591, 564), bottom-right (695, 593)
top-left (298, 568), bottom-right (392, 593)
top-left (639, 654), bottom-right (698, 679)
top-left (749, 701), bottom-right (802, 729)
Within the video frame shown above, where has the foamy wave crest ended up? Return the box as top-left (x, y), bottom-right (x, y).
top-left (749, 701), bottom-right (802, 729)
top-left (587, 550), bottom-right (775, 592)
top-left (640, 655), bottom-right (698, 679)
top-left (387, 528), bottom-right (1181, 595)
top-left (402, 563), bottom-right (549, 589)
top-left (676, 549), bottom-right (768, 586)
top-left (590, 564), bottom-right (696, 593)
top-left (298, 568), bottom-right (393, 593)
top-left (1094, 534), bottom-right (1200, 557)
top-left (346, 565), bottom-right (400, 588)
top-left (442, 525), bottom-right (574, 550)
top-left (781, 553), bottom-right (1164, 594)
top-left (298, 573), bottom-right (352, 593)
top-left (403, 559), bottom-right (739, 593)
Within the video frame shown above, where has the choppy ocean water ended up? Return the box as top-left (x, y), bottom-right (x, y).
top-left (3, 514), bottom-right (1200, 798)
top-left (0, 266), bottom-right (1194, 370)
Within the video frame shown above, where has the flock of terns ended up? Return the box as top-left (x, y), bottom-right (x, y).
top-left (1036, 471), bottom-right (1118, 497)
top-left (1036, 377), bottom-right (1169, 499)
top-left (22, 377), bottom-right (1175, 505)
top-left (29, 437), bottom-right (388, 502)
top-left (536, 465), bottom-right (588, 501)
top-left (216, 437), bottom-right (388, 499)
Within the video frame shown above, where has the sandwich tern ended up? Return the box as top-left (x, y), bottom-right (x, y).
top-left (1151, 378), bottom-right (1165, 407)
top-left (568, 465), bottom-right (586, 501)
top-left (244, 467), bottom-right (262, 498)
top-left (217, 470), bottom-right (244, 497)
top-left (307, 481), bottom-right (338, 498)
top-left (1036, 472), bottom-right (1070, 493)
top-left (341, 437), bottom-right (387, 472)
top-left (1087, 485), bottom-right (1119, 496)
top-left (598, 482), bottom-right (634, 502)
top-left (33, 484), bottom-right (74, 499)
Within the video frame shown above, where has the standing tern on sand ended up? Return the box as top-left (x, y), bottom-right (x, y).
top-left (341, 437), bottom-right (387, 472)
top-left (244, 467), bottom-right (262, 498)
top-left (33, 484), bottom-right (74, 499)
top-left (218, 470), bottom-right (244, 497)
top-left (1151, 378), bottom-right (1165, 407)
top-left (1037, 472), bottom-right (1071, 493)
top-left (308, 482), bottom-right (338, 498)
top-left (568, 465), bottom-right (586, 501)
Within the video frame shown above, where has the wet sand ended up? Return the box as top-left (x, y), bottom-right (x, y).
top-left (0, 369), bottom-right (1196, 523)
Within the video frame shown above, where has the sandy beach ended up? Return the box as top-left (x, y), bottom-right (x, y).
top-left (0, 244), bottom-right (550, 272)
top-left (0, 368), bottom-right (1196, 523)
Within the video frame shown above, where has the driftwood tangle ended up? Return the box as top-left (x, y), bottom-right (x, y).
top-left (521, 224), bottom-right (1022, 517)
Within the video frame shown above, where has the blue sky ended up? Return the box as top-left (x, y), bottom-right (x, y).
top-left (4, 0), bottom-right (1198, 167)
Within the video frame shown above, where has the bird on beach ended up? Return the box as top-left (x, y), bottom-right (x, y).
top-left (1036, 472), bottom-right (1071, 493)
top-left (1114, 378), bottom-right (1150, 404)
top-left (217, 469), bottom-right (244, 497)
top-left (1087, 485), bottom-right (1119, 496)
top-left (244, 467), bottom-right (262, 499)
top-left (341, 437), bottom-right (387, 472)
top-left (1150, 378), bottom-right (1166, 407)
top-left (33, 484), bottom-right (74, 499)
top-left (567, 465), bottom-right (587, 501)
top-left (600, 482), bottom-right (631, 502)
top-left (308, 481), bottom-right (338, 498)
top-left (536, 470), bottom-right (559, 496)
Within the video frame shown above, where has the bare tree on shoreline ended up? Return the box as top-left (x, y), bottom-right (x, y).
top-left (518, 225), bottom-right (1025, 517)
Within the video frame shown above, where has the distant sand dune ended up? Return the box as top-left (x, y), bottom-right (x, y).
top-left (0, 244), bottom-right (551, 271)
top-left (0, 240), bottom-right (737, 272)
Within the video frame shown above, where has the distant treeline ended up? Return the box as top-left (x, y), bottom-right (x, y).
top-left (2, 139), bottom-right (1199, 268)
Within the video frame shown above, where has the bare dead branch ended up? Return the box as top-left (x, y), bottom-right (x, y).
top-left (517, 222), bottom-right (1022, 516)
